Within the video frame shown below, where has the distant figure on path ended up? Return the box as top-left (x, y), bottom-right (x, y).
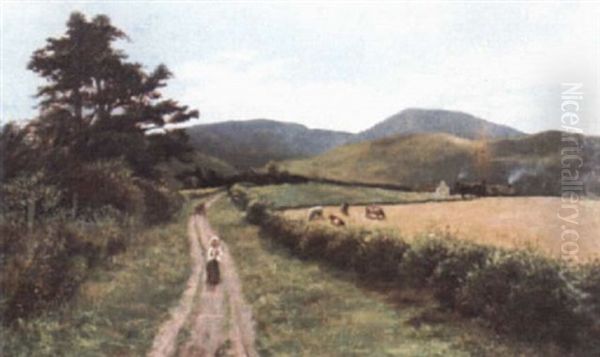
top-left (195, 203), bottom-right (206, 215)
top-left (206, 236), bottom-right (223, 286)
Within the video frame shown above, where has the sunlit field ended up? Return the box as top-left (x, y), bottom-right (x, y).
top-left (284, 197), bottom-right (600, 261)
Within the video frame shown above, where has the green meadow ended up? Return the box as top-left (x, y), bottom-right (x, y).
top-left (244, 182), bottom-right (451, 209)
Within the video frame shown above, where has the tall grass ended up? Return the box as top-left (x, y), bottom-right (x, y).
top-left (0, 159), bottom-right (185, 324)
top-left (1, 202), bottom-right (192, 356)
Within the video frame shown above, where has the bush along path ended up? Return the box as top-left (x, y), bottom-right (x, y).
top-left (148, 194), bottom-right (257, 357)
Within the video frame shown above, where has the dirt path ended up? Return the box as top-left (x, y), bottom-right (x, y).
top-left (148, 195), bottom-right (257, 357)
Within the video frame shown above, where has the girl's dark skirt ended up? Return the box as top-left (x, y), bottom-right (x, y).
top-left (206, 260), bottom-right (220, 285)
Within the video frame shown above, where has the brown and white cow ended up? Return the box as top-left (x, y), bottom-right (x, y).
top-left (328, 214), bottom-right (346, 227)
top-left (365, 205), bottom-right (386, 220)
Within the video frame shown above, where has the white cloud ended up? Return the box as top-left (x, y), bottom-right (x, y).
top-left (171, 52), bottom-right (399, 132)
top-left (3, 2), bottom-right (599, 135)
top-left (169, 45), bottom-right (556, 134)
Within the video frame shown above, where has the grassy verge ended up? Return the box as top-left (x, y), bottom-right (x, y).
top-left (243, 182), bottom-right (455, 209)
top-left (208, 197), bottom-right (557, 356)
top-left (1, 202), bottom-right (193, 356)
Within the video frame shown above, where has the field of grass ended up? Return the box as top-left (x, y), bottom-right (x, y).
top-left (245, 182), bottom-right (453, 209)
top-left (2, 202), bottom-right (194, 356)
top-left (208, 196), bottom-right (561, 356)
top-left (284, 196), bottom-right (600, 261)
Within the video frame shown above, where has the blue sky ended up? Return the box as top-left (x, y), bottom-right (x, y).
top-left (1, 1), bottom-right (599, 134)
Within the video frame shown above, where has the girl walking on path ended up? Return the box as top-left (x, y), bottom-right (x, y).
top-left (206, 236), bottom-right (223, 286)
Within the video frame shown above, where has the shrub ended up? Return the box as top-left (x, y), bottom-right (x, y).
top-left (297, 225), bottom-right (331, 260)
top-left (399, 236), bottom-right (452, 286)
top-left (245, 199), bottom-right (270, 225)
top-left (69, 209), bottom-right (130, 262)
top-left (135, 178), bottom-right (183, 224)
top-left (354, 231), bottom-right (409, 280)
top-left (578, 263), bottom-right (600, 320)
top-left (0, 171), bottom-right (62, 225)
top-left (574, 262), bottom-right (600, 343)
top-left (457, 250), bottom-right (584, 346)
top-left (229, 184), bottom-right (251, 209)
top-left (430, 241), bottom-right (491, 309)
top-left (0, 211), bottom-right (129, 323)
top-left (2, 221), bottom-right (86, 322)
top-left (66, 159), bottom-right (146, 219)
top-left (324, 229), bottom-right (362, 270)
top-left (262, 214), bottom-right (303, 251)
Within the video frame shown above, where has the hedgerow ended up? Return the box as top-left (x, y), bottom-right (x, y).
top-left (229, 186), bottom-right (600, 350)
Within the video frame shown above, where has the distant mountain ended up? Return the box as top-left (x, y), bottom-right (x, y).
top-left (184, 109), bottom-right (525, 170)
top-left (281, 131), bottom-right (600, 196)
top-left (186, 119), bottom-right (353, 169)
top-left (354, 108), bottom-right (524, 142)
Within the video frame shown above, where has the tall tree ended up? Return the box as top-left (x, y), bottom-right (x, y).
top-left (27, 12), bottom-right (198, 172)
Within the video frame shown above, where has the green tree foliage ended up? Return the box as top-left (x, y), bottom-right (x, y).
top-left (26, 12), bottom-right (198, 175)
top-left (0, 122), bottom-right (42, 181)
top-left (1, 12), bottom-right (197, 323)
top-left (0, 171), bottom-right (62, 224)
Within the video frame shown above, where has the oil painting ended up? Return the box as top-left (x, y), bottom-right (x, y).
top-left (1, 2), bottom-right (599, 356)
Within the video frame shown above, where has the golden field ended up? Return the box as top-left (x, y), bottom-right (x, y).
top-left (284, 197), bottom-right (600, 261)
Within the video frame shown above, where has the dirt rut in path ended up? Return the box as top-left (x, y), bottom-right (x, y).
top-left (148, 216), bottom-right (204, 357)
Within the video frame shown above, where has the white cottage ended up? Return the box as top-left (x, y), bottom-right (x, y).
top-left (435, 180), bottom-right (450, 198)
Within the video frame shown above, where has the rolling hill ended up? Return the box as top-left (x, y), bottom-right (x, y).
top-left (353, 108), bottom-right (524, 142)
top-left (185, 109), bottom-right (525, 169)
top-left (185, 119), bottom-right (353, 169)
top-left (280, 131), bottom-right (600, 195)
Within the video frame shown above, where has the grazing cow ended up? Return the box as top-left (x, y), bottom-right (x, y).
top-left (365, 205), bottom-right (386, 220)
top-left (307, 206), bottom-right (324, 221)
top-left (340, 202), bottom-right (350, 216)
top-left (451, 180), bottom-right (487, 199)
top-left (328, 214), bottom-right (346, 227)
